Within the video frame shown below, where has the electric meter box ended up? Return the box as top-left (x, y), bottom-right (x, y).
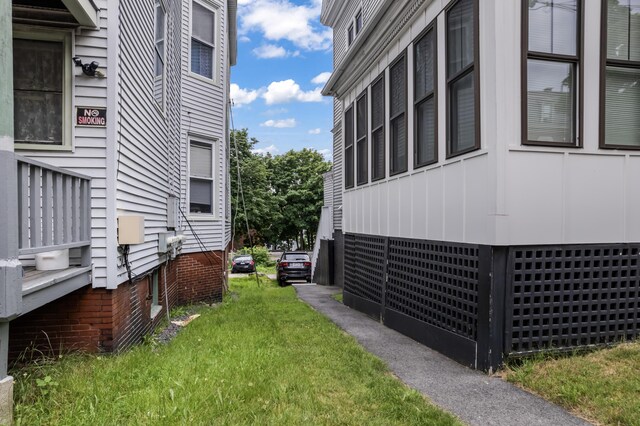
top-left (118, 216), bottom-right (145, 245)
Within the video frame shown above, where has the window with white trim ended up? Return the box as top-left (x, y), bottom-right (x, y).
top-left (190, 140), bottom-right (215, 214)
top-left (154, 0), bottom-right (166, 107)
top-left (191, 1), bottom-right (215, 79)
top-left (13, 31), bottom-right (72, 150)
top-left (347, 8), bottom-right (363, 47)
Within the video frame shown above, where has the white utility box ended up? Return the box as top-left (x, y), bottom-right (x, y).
top-left (118, 215), bottom-right (145, 245)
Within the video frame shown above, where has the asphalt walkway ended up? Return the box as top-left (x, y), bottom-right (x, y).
top-left (294, 284), bottom-right (591, 426)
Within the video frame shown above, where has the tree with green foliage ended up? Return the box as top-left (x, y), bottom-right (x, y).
top-left (229, 129), bottom-right (281, 247)
top-left (268, 148), bottom-right (332, 250)
top-left (230, 129), bottom-right (331, 250)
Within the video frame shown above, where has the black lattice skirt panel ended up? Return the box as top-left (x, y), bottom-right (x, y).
top-left (344, 233), bottom-right (386, 304)
top-left (507, 244), bottom-right (640, 354)
top-left (386, 238), bottom-right (479, 341)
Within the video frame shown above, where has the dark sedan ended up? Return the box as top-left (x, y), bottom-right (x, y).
top-left (231, 255), bottom-right (256, 273)
top-left (276, 252), bottom-right (312, 285)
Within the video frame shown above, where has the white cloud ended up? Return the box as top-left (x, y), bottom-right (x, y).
top-left (317, 148), bottom-right (332, 161)
top-left (262, 108), bottom-right (288, 116)
top-left (311, 72), bottom-right (332, 85)
top-left (230, 83), bottom-right (261, 106)
top-left (252, 144), bottom-right (280, 155)
top-left (261, 118), bottom-right (297, 128)
top-left (308, 128), bottom-right (322, 135)
top-left (239, 35), bottom-right (251, 43)
top-left (263, 79), bottom-right (323, 105)
top-left (253, 44), bottom-right (288, 59)
top-left (238, 0), bottom-right (332, 51)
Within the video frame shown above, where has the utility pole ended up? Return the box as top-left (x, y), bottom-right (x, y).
top-left (0, 1), bottom-right (23, 423)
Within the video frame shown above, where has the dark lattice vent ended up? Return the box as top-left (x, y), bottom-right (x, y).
top-left (386, 238), bottom-right (479, 341)
top-left (508, 245), bottom-right (640, 354)
top-left (344, 234), bottom-right (386, 304)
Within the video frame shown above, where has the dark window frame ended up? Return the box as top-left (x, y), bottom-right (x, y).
top-left (599, 1), bottom-right (640, 150)
top-left (371, 72), bottom-right (386, 182)
top-left (389, 50), bottom-right (408, 176)
top-left (521, 0), bottom-right (584, 148)
top-left (355, 9), bottom-right (363, 35)
top-left (356, 89), bottom-right (369, 186)
top-left (445, 0), bottom-right (481, 159)
top-left (347, 23), bottom-right (354, 46)
top-left (344, 104), bottom-right (355, 189)
top-left (413, 23), bottom-right (438, 169)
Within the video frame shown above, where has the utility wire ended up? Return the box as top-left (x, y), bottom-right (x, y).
top-left (229, 100), bottom-right (260, 287)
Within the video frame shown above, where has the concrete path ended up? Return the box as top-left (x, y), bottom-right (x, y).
top-left (294, 284), bottom-right (591, 426)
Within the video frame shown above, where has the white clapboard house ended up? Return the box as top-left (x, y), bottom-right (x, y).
top-left (320, 0), bottom-right (640, 371)
top-left (0, 0), bottom-right (236, 412)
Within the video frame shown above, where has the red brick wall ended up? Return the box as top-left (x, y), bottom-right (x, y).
top-left (175, 251), bottom-right (225, 305)
top-left (9, 250), bottom-right (226, 363)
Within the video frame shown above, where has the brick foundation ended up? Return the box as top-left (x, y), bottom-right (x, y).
top-left (9, 249), bottom-right (227, 364)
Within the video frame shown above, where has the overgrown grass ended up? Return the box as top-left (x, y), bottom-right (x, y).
top-left (332, 293), bottom-right (343, 303)
top-left (506, 342), bottom-right (640, 426)
top-left (14, 277), bottom-right (459, 425)
top-left (255, 264), bottom-right (276, 275)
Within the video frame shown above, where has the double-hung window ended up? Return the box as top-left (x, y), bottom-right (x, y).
top-left (446, 0), bottom-right (479, 157)
top-left (154, 0), bottom-right (166, 107)
top-left (389, 53), bottom-right (407, 175)
top-left (371, 74), bottom-right (385, 181)
top-left (13, 31), bottom-right (72, 150)
top-left (523, 0), bottom-right (581, 147)
top-left (356, 90), bottom-right (368, 185)
top-left (190, 140), bottom-right (215, 214)
top-left (601, 1), bottom-right (640, 149)
top-left (191, 1), bottom-right (215, 80)
top-left (414, 26), bottom-right (437, 167)
top-left (344, 105), bottom-right (355, 189)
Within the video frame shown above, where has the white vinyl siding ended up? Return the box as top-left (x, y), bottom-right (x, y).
top-left (154, 0), bottom-right (166, 108)
top-left (181, 0), bottom-right (230, 252)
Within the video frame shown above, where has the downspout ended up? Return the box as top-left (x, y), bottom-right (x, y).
top-left (228, 0), bottom-right (237, 66)
top-left (0, 1), bottom-right (21, 423)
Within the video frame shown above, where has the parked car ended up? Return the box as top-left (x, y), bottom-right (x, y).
top-left (231, 255), bottom-right (256, 273)
top-left (276, 252), bottom-right (312, 285)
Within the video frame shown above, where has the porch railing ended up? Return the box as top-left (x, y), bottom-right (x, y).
top-left (16, 156), bottom-right (92, 257)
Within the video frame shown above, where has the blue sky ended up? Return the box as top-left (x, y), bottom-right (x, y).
top-left (230, 0), bottom-right (333, 160)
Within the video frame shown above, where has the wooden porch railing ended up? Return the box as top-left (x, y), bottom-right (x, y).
top-left (16, 156), bottom-right (91, 257)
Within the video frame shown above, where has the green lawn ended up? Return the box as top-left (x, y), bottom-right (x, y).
top-left (14, 277), bottom-right (459, 425)
top-left (506, 342), bottom-right (640, 426)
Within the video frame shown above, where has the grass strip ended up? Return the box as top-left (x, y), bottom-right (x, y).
top-left (505, 342), bottom-right (640, 426)
top-left (14, 276), bottom-right (459, 426)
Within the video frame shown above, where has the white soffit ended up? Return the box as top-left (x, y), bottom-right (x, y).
top-left (61, 0), bottom-right (98, 28)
